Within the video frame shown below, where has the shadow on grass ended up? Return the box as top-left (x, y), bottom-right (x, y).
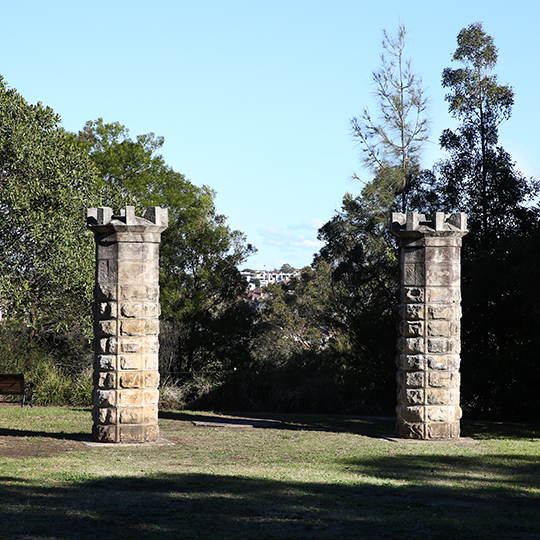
top-left (160, 411), bottom-right (540, 441)
top-left (0, 427), bottom-right (92, 442)
top-left (461, 420), bottom-right (540, 440)
top-left (1, 460), bottom-right (539, 540)
top-left (159, 410), bottom-right (398, 438)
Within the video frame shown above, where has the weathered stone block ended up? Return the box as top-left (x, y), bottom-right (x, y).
top-left (119, 424), bottom-right (159, 443)
top-left (427, 389), bottom-right (450, 405)
top-left (144, 261), bottom-right (160, 282)
top-left (427, 338), bottom-right (448, 354)
top-left (396, 405), bottom-right (425, 422)
top-left (425, 246), bottom-right (460, 263)
top-left (143, 405), bottom-right (159, 423)
top-left (400, 287), bottom-right (425, 304)
top-left (120, 372), bottom-right (142, 388)
top-left (120, 284), bottom-right (145, 300)
top-left (118, 262), bottom-right (145, 282)
top-left (144, 303), bottom-right (161, 317)
top-left (396, 420), bottom-right (425, 439)
top-left (397, 337), bottom-right (424, 354)
top-left (426, 406), bottom-right (451, 422)
top-left (116, 242), bottom-right (145, 260)
top-left (120, 320), bottom-right (144, 336)
top-left (94, 389), bottom-right (116, 407)
top-left (144, 371), bottom-right (160, 388)
top-left (426, 287), bottom-right (461, 304)
top-left (143, 389), bottom-right (159, 405)
top-left (96, 407), bottom-right (117, 424)
top-left (427, 355), bottom-right (460, 371)
top-left (145, 285), bottom-right (159, 301)
top-left (144, 354), bottom-right (159, 370)
top-left (399, 303), bottom-right (425, 320)
top-left (117, 390), bottom-right (143, 406)
top-left (96, 242), bottom-right (118, 260)
top-left (146, 336), bottom-right (160, 353)
top-left (96, 337), bottom-right (118, 355)
top-left (403, 263), bottom-right (425, 286)
top-left (428, 320), bottom-right (458, 337)
top-left (429, 371), bottom-right (460, 388)
top-left (426, 264), bottom-right (460, 287)
top-left (96, 355), bottom-right (116, 371)
top-left (119, 408), bottom-right (143, 424)
top-left (93, 424), bottom-right (117, 443)
top-left (398, 388), bottom-right (425, 405)
top-left (397, 370), bottom-right (425, 389)
top-left (97, 260), bottom-right (119, 283)
top-left (95, 283), bottom-right (116, 301)
top-left (120, 339), bottom-right (142, 354)
top-left (98, 372), bottom-right (117, 389)
top-left (144, 320), bottom-right (160, 335)
top-left (119, 354), bottom-right (143, 370)
top-left (397, 354), bottom-right (426, 371)
top-left (428, 304), bottom-right (458, 320)
top-left (402, 247), bottom-right (425, 263)
top-left (427, 422), bottom-right (460, 439)
top-left (399, 320), bottom-right (424, 337)
top-left (99, 320), bottom-right (116, 337)
top-left (120, 302), bottom-right (144, 318)
top-left (99, 302), bottom-right (118, 319)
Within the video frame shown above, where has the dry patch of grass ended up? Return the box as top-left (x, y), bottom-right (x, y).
top-left (0, 407), bottom-right (539, 539)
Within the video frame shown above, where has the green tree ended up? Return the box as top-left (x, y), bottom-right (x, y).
top-left (75, 118), bottom-right (197, 217)
top-left (351, 23), bottom-right (430, 213)
top-left (76, 119), bottom-right (257, 377)
top-left (159, 191), bottom-right (256, 374)
top-left (309, 25), bottom-right (431, 410)
top-left (437, 22), bottom-right (537, 244)
top-left (0, 78), bottom-right (126, 339)
top-left (433, 23), bottom-right (540, 418)
top-left (279, 263), bottom-right (296, 274)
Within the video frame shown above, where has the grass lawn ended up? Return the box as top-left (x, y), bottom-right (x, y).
top-left (0, 407), bottom-right (539, 539)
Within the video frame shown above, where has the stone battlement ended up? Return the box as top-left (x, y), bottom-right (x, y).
top-left (87, 206), bottom-right (168, 230)
top-left (391, 212), bottom-right (467, 234)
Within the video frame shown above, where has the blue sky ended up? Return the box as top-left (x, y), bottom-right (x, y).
top-left (2, 1), bottom-right (539, 269)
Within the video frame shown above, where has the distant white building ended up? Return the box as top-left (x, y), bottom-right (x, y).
top-left (241, 268), bottom-right (301, 288)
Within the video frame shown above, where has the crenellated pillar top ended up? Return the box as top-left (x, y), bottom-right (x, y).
top-left (87, 206), bottom-right (168, 235)
top-left (391, 212), bottom-right (467, 238)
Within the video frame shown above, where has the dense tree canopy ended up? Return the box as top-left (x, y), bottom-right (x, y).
top-left (1, 23), bottom-right (539, 417)
top-left (0, 78), bottom-right (127, 337)
top-left (436, 23), bottom-right (538, 243)
top-left (75, 118), bottom-right (257, 377)
top-left (429, 23), bottom-right (540, 418)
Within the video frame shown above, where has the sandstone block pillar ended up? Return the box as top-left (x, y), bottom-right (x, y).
top-left (391, 212), bottom-right (467, 439)
top-left (87, 206), bottom-right (168, 443)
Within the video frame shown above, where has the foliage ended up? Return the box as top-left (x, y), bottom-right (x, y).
top-left (77, 118), bottom-right (257, 378)
top-left (436, 22), bottom-right (538, 243)
top-left (305, 25), bottom-right (430, 411)
top-left (350, 23), bottom-right (430, 212)
top-left (159, 193), bottom-right (256, 375)
top-left (0, 323), bottom-right (92, 406)
top-left (430, 23), bottom-right (540, 418)
top-left (0, 78), bottom-right (109, 337)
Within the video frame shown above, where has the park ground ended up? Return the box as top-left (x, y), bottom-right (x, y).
top-left (0, 406), bottom-right (539, 539)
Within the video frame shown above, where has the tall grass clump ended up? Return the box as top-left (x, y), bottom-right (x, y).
top-left (0, 323), bottom-right (93, 406)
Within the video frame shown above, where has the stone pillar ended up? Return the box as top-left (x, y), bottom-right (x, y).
top-left (391, 212), bottom-right (467, 440)
top-left (87, 206), bottom-right (168, 443)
